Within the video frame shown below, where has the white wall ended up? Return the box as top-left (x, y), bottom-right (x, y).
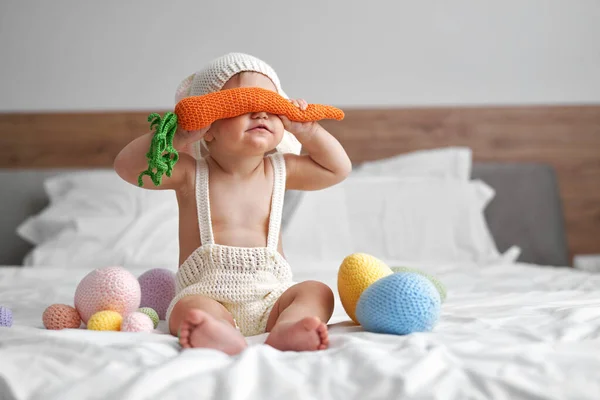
top-left (1, 0), bottom-right (599, 111)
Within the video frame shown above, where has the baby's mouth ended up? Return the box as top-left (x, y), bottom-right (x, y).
top-left (247, 124), bottom-right (271, 133)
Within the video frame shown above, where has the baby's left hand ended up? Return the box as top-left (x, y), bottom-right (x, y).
top-left (279, 98), bottom-right (318, 137)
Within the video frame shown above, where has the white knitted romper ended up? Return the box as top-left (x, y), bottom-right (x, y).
top-left (165, 153), bottom-right (294, 336)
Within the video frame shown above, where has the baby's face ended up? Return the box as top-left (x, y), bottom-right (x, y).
top-left (204, 72), bottom-right (285, 156)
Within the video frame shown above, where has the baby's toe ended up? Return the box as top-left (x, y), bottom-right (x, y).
top-left (178, 331), bottom-right (191, 348)
top-left (317, 323), bottom-right (329, 349)
top-left (179, 327), bottom-right (189, 340)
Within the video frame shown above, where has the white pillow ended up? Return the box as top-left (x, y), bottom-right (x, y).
top-left (17, 170), bottom-right (141, 245)
top-left (17, 170), bottom-right (180, 268)
top-left (353, 147), bottom-right (472, 181)
top-left (21, 211), bottom-right (180, 269)
top-left (15, 147), bottom-right (477, 268)
top-left (282, 176), bottom-right (514, 268)
top-left (279, 147), bottom-right (473, 234)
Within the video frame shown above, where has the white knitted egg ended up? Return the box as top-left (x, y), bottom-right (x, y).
top-left (121, 312), bottom-right (154, 333)
top-left (74, 266), bottom-right (141, 324)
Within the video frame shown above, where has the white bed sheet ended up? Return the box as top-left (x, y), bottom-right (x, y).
top-left (1, 262), bottom-right (599, 400)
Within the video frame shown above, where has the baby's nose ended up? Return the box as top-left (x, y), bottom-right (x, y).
top-left (251, 111), bottom-right (269, 119)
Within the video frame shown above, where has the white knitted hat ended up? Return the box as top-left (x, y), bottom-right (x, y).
top-left (175, 53), bottom-right (302, 158)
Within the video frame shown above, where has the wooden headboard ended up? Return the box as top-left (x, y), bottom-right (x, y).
top-left (1, 105), bottom-right (599, 260)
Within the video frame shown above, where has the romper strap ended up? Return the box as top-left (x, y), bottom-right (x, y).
top-left (266, 153), bottom-right (287, 250)
top-left (195, 157), bottom-right (215, 245)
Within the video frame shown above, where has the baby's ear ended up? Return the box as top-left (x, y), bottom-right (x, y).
top-left (204, 132), bottom-right (214, 142)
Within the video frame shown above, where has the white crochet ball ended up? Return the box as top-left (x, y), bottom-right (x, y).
top-left (121, 312), bottom-right (154, 333)
top-left (74, 266), bottom-right (141, 324)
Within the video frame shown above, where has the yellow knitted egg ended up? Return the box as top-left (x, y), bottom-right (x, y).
top-left (338, 253), bottom-right (393, 323)
top-left (87, 310), bottom-right (123, 331)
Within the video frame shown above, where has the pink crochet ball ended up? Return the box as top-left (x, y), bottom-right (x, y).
top-left (121, 312), bottom-right (154, 333)
top-left (138, 268), bottom-right (176, 320)
top-left (74, 266), bottom-right (141, 324)
top-left (43, 304), bottom-right (81, 330)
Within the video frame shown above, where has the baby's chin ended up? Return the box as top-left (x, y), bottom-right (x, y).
top-left (240, 133), bottom-right (281, 154)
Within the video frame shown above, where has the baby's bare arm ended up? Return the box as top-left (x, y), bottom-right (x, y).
top-left (114, 127), bottom-right (208, 190)
top-left (284, 121), bottom-right (352, 191)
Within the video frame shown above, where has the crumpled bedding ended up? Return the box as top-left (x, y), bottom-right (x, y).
top-left (1, 261), bottom-right (599, 400)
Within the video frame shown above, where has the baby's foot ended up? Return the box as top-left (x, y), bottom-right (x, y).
top-left (178, 309), bottom-right (247, 355)
top-left (265, 317), bottom-right (329, 351)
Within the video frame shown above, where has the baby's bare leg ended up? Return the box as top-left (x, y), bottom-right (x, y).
top-left (169, 295), bottom-right (247, 355)
top-left (265, 281), bottom-right (334, 351)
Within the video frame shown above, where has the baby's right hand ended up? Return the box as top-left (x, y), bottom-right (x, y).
top-left (174, 124), bottom-right (211, 151)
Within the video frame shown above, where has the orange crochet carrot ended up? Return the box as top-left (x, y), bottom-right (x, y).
top-left (138, 87), bottom-right (344, 187)
top-left (175, 87), bottom-right (344, 131)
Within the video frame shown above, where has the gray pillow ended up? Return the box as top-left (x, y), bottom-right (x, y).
top-left (0, 170), bottom-right (64, 266)
top-left (471, 162), bottom-right (569, 266)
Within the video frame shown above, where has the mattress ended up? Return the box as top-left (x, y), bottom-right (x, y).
top-left (1, 262), bottom-right (599, 400)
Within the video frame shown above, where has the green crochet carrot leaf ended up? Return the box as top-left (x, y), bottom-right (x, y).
top-left (138, 112), bottom-right (179, 187)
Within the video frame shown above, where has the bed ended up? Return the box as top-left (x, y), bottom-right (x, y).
top-left (1, 105), bottom-right (600, 399)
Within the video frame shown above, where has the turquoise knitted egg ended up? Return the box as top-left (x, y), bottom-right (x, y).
top-left (355, 272), bottom-right (441, 335)
top-left (138, 307), bottom-right (159, 328)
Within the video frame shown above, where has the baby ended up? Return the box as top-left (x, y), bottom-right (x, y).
top-left (114, 53), bottom-right (351, 355)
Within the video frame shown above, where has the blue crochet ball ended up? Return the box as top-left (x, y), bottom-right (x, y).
top-left (355, 272), bottom-right (441, 335)
top-left (0, 306), bottom-right (13, 327)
